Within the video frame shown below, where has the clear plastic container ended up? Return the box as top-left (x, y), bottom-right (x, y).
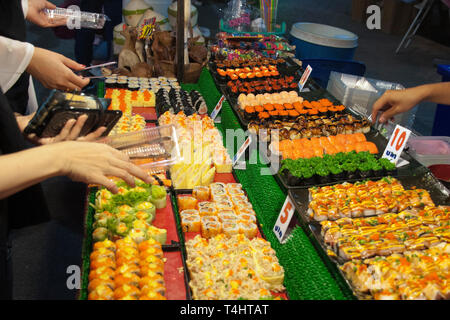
top-left (406, 136), bottom-right (450, 167)
top-left (327, 72), bottom-right (416, 128)
top-left (45, 8), bottom-right (109, 29)
top-left (99, 125), bottom-right (181, 171)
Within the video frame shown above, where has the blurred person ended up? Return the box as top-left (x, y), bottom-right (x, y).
top-left (75, 0), bottom-right (123, 66)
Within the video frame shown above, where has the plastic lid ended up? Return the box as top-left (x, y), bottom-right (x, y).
top-left (290, 22), bottom-right (358, 49)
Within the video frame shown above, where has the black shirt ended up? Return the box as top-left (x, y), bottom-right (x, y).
top-left (0, 89), bottom-right (49, 299)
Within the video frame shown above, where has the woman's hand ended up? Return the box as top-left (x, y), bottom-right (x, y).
top-left (16, 113), bottom-right (106, 144)
top-left (26, 47), bottom-right (89, 92)
top-left (371, 88), bottom-right (422, 124)
top-left (52, 141), bottom-right (152, 193)
top-left (26, 0), bottom-right (67, 27)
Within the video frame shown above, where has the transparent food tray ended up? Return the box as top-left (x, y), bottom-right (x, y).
top-left (100, 125), bottom-right (181, 170)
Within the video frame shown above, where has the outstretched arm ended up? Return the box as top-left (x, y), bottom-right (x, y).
top-left (371, 82), bottom-right (450, 123)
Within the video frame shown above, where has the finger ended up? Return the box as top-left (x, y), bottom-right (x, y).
top-left (104, 166), bottom-right (136, 188)
top-left (68, 73), bottom-right (90, 89)
top-left (81, 126), bottom-right (107, 141)
top-left (91, 175), bottom-right (119, 194)
top-left (111, 158), bottom-right (152, 184)
top-left (62, 56), bottom-right (86, 71)
top-left (45, 1), bottom-right (57, 9)
top-left (54, 118), bottom-right (77, 142)
top-left (379, 107), bottom-right (399, 124)
top-left (67, 115), bottom-right (88, 140)
top-left (371, 94), bottom-right (390, 123)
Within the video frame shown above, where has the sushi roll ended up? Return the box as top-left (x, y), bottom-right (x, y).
top-left (88, 285), bottom-right (114, 300)
top-left (93, 239), bottom-right (116, 252)
top-left (90, 256), bottom-right (116, 270)
top-left (105, 78), bottom-right (117, 88)
top-left (222, 222), bottom-right (240, 237)
top-left (218, 211), bottom-right (238, 222)
top-left (178, 196), bottom-right (198, 211)
top-left (228, 188), bottom-right (245, 197)
top-left (140, 281), bottom-right (166, 296)
top-left (88, 277), bottom-right (115, 293)
top-left (114, 285), bottom-right (140, 300)
top-left (90, 248), bottom-right (115, 261)
top-left (201, 221), bottom-right (222, 239)
top-left (200, 215), bottom-right (219, 224)
top-left (139, 292), bottom-right (166, 300)
top-left (180, 209), bottom-right (199, 216)
top-left (238, 213), bottom-right (256, 223)
top-left (193, 186), bottom-right (210, 201)
top-left (211, 189), bottom-right (227, 201)
top-left (140, 246), bottom-right (164, 260)
top-left (114, 273), bottom-right (140, 288)
top-left (93, 227), bottom-right (109, 242)
top-left (236, 207), bottom-right (255, 216)
top-left (231, 195), bottom-right (248, 204)
top-left (226, 183), bottom-right (242, 191)
top-left (239, 221), bottom-right (258, 239)
top-left (216, 200), bottom-right (234, 211)
top-left (88, 266), bottom-right (115, 282)
top-left (209, 182), bottom-right (226, 191)
top-left (181, 214), bottom-right (201, 232)
top-left (198, 204), bottom-right (217, 216)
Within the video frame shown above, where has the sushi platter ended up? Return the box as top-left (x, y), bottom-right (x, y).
top-left (288, 171), bottom-right (450, 299)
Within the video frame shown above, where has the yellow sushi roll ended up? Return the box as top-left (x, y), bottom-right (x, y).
top-left (201, 221), bottom-right (222, 238)
top-left (181, 214), bottom-right (201, 233)
top-left (239, 221), bottom-right (258, 239)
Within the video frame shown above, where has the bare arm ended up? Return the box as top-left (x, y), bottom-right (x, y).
top-left (371, 82), bottom-right (450, 123)
top-left (0, 141), bottom-right (152, 200)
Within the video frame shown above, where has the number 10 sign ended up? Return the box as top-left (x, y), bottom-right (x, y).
top-left (273, 196), bottom-right (295, 243)
top-left (382, 124), bottom-right (411, 165)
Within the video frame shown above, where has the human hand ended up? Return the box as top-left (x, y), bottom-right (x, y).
top-left (26, 47), bottom-right (89, 91)
top-left (26, 0), bottom-right (66, 27)
top-left (28, 114), bottom-right (107, 145)
top-left (52, 141), bottom-right (152, 193)
top-left (371, 88), bottom-right (422, 124)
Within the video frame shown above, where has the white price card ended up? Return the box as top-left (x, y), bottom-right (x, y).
top-left (211, 95), bottom-right (225, 120)
top-left (273, 196), bottom-right (295, 243)
top-left (382, 124), bottom-right (411, 165)
top-left (232, 136), bottom-right (252, 167)
top-left (298, 65), bottom-right (312, 92)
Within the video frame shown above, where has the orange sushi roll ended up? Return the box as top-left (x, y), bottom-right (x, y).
top-left (88, 277), bottom-right (115, 293)
top-left (140, 263), bottom-right (164, 277)
top-left (115, 263), bottom-right (140, 276)
top-left (353, 132), bottom-right (367, 143)
top-left (138, 239), bottom-right (160, 252)
top-left (140, 281), bottom-right (166, 296)
top-left (139, 292), bottom-right (166, 300)
top-left (89, 266), bottom-right (115, 282)
top-left (319, 98), bottom-right (333, 107)
top-left (239, 221), bottom-right (258, 239)
top-left (201, 221), bottom-right (222, 238)
top-left (365, 141), bottom-right (379, 154)
top-left (311, 101), bottom-right (322, 109)
top-left (263, 103), bottom-right (275, 112)
top-left (116, 255), bottom-right (139, 268)
top-left (93, 239), bottom-right (116, 252)
top-left (88, 285), bottom-right (114, 300)
top-left (178, 196), bottom-right (198, 212)
top-left (90, 248), bottom-right (115, 261)
top-left (302, 100), bottom-right (312, 109)
top-left (114, 285), bottom-right (140, 300)
top-left (140, 246), bottom-right (163, 260)
top-left (115, 237), bottom-right (138, 250)
top-left (114, 273), bottom-right (140, 288)
top-left (139, 275), bottom-right (164, 288)
top-left (313, 147), bottom-right (324, 157)
top-left (193, 186), bottom-right (210, 201)
top-left (90, 257), bottom-right (116, 270)
top-left (181, 214), bottom-right (201, 232)
top-left (273, 103), bottom-right (284, 111)
top-left (116, 246), bottom-right (139, 258)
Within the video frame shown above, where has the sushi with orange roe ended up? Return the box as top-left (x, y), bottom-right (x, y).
top-left (264, 103), bottom-right (275, 112)
top-left (244, 106), bottom-right (256, 121)
top-left (284, 103), bottom-right (294, 110)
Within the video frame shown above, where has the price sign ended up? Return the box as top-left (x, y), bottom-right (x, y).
top-left (382, 124), bottom-right (411, 164)
top-left (298, 65), bottom-right (312, 92)
top-left (211, 95), bottom-right (225, 120)
top-left (273, 196), bottom-right (295, 243)
top-left (232, 136), bottom-right (252, 167)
